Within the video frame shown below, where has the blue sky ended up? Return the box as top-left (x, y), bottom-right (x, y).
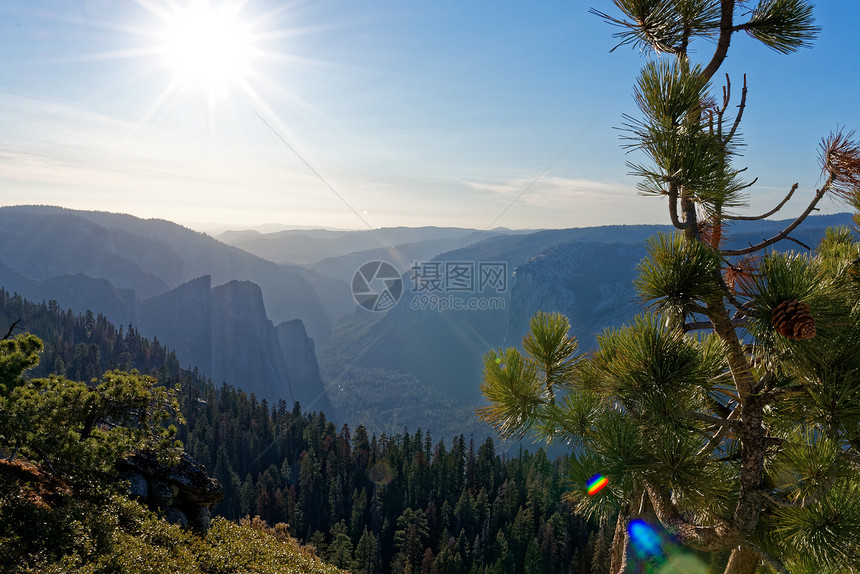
top-left (0, 1), bottom-right (858, 231)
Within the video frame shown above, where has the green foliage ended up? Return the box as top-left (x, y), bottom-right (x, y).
top-left (1, 489), bottom-right (346, 574)
top-left (590, 0), bottom-right (721, 54)
top-left (634, 232), bottom-right (723, 320)
top-left (481, 2), bottom-right (858, 572)
top-left (0, 333), bottom-right (42, 396)
top-left (592, 314), bottom-right (722, 415)
top-left (768, 481), bottom-right (860, 573)
top-left (0, 337), bottom-right (183, 492)
top-left (743, 0), bottom-right (819, 54)
top-left (478, 348), bottom-right (543, 439)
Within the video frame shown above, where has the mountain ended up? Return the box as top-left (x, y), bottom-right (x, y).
top-left (210, 280), bottom-right (293, 403)
top-left (219, 226), bottom-right (508, 265)
top-left (0, 206), bottom-right (336, 406)
top-left (319, 213), bottom-right (857, 436)
top-left (0, 261), bottom-right (137, 326)
top-left (138, 275), bottom-right (213, 374)
top-left (276, 319), bottom-right (333, 415)
top-left (0, 206), bottom-right (332, 341)
top-left (504, 241), bottom-right (647, 350)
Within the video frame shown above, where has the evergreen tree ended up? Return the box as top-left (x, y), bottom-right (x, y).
top-left (353, 527), bottom-right (381, 574)
top-left (479, 3), bottom-right (860, 574)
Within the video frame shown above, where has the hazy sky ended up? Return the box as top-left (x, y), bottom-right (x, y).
top-left (1, 1), bottom-right (858, 232)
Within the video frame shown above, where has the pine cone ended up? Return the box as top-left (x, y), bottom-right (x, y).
top-left (770, 299), bottom-right (816, 340)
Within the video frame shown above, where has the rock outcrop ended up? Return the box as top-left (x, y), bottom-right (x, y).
top-left (119, 451), bottom-right (223, 531)
top-left (276, 319), bottom-right (333, 414)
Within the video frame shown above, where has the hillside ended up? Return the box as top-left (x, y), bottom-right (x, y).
top-left (0, 458), bottom-right (346, 574)
top-left (0, 293), bottom-right (599, 574)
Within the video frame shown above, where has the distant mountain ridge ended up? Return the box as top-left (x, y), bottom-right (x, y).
top-left (218, 225), bottom-right (520, 265)
top-left (0, 206), bottom-right (331, 407)
top-left (2, 204), bottom-right (855, 438)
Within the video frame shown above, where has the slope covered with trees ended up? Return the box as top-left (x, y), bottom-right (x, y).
top-left (0, 291), bottom-right (602, 573)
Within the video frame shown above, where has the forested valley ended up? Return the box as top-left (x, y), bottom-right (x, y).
top-left (0, 289), bottom-right (602, 574)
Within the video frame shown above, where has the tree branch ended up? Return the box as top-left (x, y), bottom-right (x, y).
top-left (725, 183), bottom-right (799, 221)
top-left (2, 319), bottom-right (22, 341)
top-left (725, 74), bottom-right (748, 144)
top-left (720, 177), bottom-right (832, 256)
top-left (783, 235), bottom-right (812, 250)
top-left (668, 182), bottom-right (694, 230)
top-left (698, 404), bottom-right (741, 456)
top-left (745, 541), bottom-right (791, 574)
top-left (701, 1), bottom-right (735, 81)
top-left (684, 318), bottom-right (747, 332)
top-left (681, 411), bottom-right (739, 428)
top-left (644, 481), bottom-right (738, 551)
top-left (760, 472), bottom-right (837, 509)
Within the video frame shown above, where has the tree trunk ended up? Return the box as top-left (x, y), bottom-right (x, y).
top-left (724, 545), bottom-right (759, 574)
top-left (609, 511), bottom-right (629, 574)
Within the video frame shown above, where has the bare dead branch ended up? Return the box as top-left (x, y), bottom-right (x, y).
top-left (2, 319), bottom-right (22, 341)
top-left (784, 235), bottom-right (812, 250)
top-left (725, 74), bottom-right (747, 144)
top-left (725, 183), bottom-right (799, 221)
top-left (721, 177), bottom-right (832, 256)
top-left (698, 404), bottom-right (741, 456)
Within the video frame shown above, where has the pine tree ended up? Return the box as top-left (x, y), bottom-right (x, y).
top-left (353, 527), bottom-right (380, 574)
top-left (479, 3), bottom-right (860, 573)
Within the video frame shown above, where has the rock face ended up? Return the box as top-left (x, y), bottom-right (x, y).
top-left (211, 280), bottom-right (293, 404)
top-left (138, 275), bottom-right (213, 375)
top-left (0, 205), bottom-right (333, 340)
top-left (137, 276), bottom-right (299, 405)
top-left (504, 242), bottom-right (647, 351)
top-left (119, 451), bottom-right (223, 531)
top-left (276, 319), bottom-right (333, 414)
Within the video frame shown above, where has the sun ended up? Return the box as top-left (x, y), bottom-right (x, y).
top-left (156, 1), bottom-right (260, 95)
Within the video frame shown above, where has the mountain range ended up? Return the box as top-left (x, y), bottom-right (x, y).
top-left (1, 204), bottom-right (854, 439)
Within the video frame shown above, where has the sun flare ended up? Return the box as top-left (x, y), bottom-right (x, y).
top-left (157, 1), bottom-right (259, 94)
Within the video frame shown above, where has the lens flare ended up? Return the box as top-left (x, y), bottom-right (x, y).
top-left (367, 461), bottom-right (393, 485)
top-left (628, 519), bottom-right (662, 557)
top-left (586, 473), bottom-right (609, 495)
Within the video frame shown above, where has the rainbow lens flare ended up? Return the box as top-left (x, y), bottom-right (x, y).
top-left (586, 474), bottom-right (609, 495)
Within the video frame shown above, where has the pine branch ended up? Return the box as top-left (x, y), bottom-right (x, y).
top-left (668, 182), bottom-right (694, 230)
top-left (683, 318), bottom-right (747, 332)
top-left (644, 480), bottom-right (738, 551)
top-left (840, 450), bottom-right (860, 469)
top-left (760, 471), bottom-right (837, 509)
top-left (680, 411), bottom-right (739, 428)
